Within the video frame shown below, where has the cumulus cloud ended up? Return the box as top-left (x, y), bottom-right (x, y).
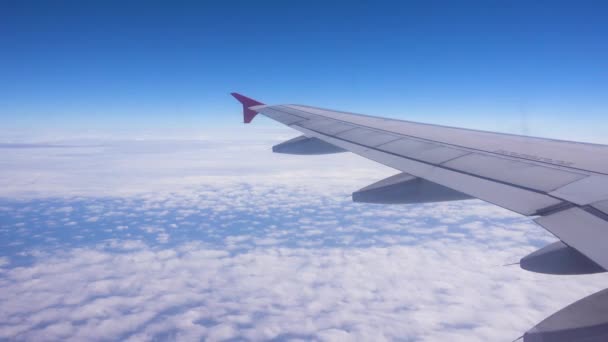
top-left (1, 239), bottom-right (607, 341)
top-left (1, 134), bottom-right (605, 341)
top-left (0, 128), bottom-right (389, 199)
top-left (0, 187), bottom-right (604, 341)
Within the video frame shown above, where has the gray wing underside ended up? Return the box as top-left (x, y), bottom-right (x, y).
top-left (252, 103), bottom-right (608, 270)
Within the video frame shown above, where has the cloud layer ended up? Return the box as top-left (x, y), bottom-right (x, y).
top-left (2, 235), bottom-right (607, 341)
top-left (1, 131), bottom-right (607, 341)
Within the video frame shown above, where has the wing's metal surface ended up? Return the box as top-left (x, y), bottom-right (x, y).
top-left (285, 104), bottom-right (608, 174)
top-left (443, 153), bottom-right (587, 192)
top-left (550, 175), bottom-right (608, 205)
top-left (294, 124), bottom-right (564, 216)
top-left (592, 199), bottom-right (608, 215)
top-left (231, 93), bottom-right (608, 339)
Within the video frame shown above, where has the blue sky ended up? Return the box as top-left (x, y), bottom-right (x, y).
top-left (2, 1), bottom-right (608, 138)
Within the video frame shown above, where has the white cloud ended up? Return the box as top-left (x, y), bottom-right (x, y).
top-left (0, 129), bottom-right (389, 200)
top-left (156, 233), bottom-right (170, 244)
top-left (0, 240), bottom-right (606, 341)
top-left (1, 135), bottom-right (605, 341)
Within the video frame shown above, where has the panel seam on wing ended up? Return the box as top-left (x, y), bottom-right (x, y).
top-left (296, 124), bottom-right (566, 200)
top-left (275, 105), bottom-right (601, 176)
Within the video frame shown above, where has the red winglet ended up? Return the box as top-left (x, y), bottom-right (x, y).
top-left (231, 93), bottom-right (264, 124)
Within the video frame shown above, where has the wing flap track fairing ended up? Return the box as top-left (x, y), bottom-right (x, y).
top-left (352, 172), bottom-right (474, 204)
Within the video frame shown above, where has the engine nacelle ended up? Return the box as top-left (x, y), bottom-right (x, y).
top-left (272, 135), bottom-right (346, 155)
top-left (520, 241), bottom-right (605, 275)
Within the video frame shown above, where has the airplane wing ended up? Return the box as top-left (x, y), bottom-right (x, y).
top-left (232, 92), bottom-right (608, 341)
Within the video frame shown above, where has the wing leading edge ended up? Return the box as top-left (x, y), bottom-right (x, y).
top-left (232, 93), bottom-right (608, 341)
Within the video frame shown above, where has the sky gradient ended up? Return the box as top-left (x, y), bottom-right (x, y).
top-left (2, 1), bottom-right (608, 141)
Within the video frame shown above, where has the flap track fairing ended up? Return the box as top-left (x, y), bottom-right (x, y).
top-left (352, 172), bottom-right (474, 204)
top-left (272, 135), bottom-right (346, 155)
top-left (520, 241), bottom-right (605, 275)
